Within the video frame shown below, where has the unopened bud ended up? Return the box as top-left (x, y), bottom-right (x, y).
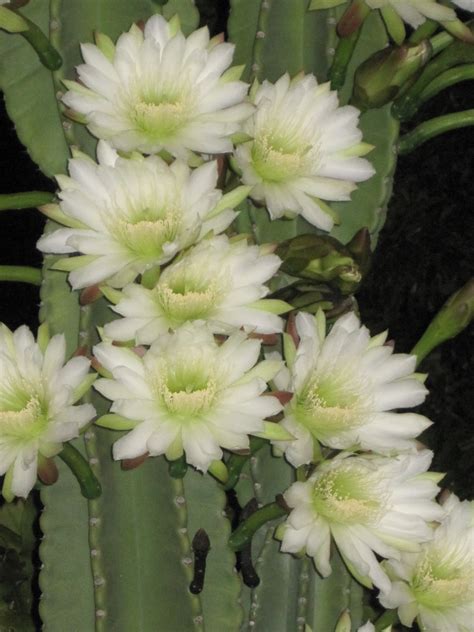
top-left (352, 40), bottom-right (432, 109)
top-left (412, 278), bottom-right (474, 364)
top-left (275, 234), bottom-right (364, 294)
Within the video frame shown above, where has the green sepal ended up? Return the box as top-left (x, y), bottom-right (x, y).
top-left (230, 131), bottom-right (253, 145)
top-left (341, 554), bottom-right (373, 589)
top-left (208, 460), bottom-right (229, 484)
top-left (283, 332), bottom-right (297, 368)
top-left (380, 5), bottom-right (406, 45)
top-left (37, 322), bottom-right (50, 353)
top-left (0, 6), bottom-right (28, 33)
top-left (95, 413), bottom-right (136, 431)
top-left (99, 285), bottom-right (123, 305)
top-left (2, 466), bottom-right (15, 503)
top-left (39, 203), bottom-right (86, 229)
top-left (234, 359), bottom-right (284, 385)
top-left (72, 373), bottom-right (97, 404)
top-left (334, 610), bottom-right (352, 632)
top-left (253, 422), bottom-right (294, 441)
top-left (247, 298), bottom-right (293, 314)
top-left (209, 185), bottom-right (253, 218)
top-left (93, 30), bottom-right (115, 61)
top-left (51, 255), bottom-right (98, 272)
top-left (141, 266), bottom-right (161, 289)
top-left (221, 64), bottom-right (245, 83)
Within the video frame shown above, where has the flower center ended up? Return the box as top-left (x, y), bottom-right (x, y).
top-left (311, 464), bottom-right (383, 525)
top-left (412, 549), bottom-right (474, 610)
top-left (132, 92), bottom-right (191, 140)
top-left (0, 393), bottom-right (48, 439)
top-left (155, 267), bottom-right (223, 326)
top-left (110, 205), bottom-right (184, 261)
top-left (150, 360), bottom-right (218, 420)
top-left (251, 132), bottom-right (312, 182)
top-left (295, 370), bottom-right (370, 443)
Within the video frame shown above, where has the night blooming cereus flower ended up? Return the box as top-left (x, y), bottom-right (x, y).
top-left (233, 73), bottom-right (375, 231)
top-left (274, 311), bottom-right (431, 467)
top-left (37, 142), bottom-right (248, 289)
top-left (276, 451), bottom-right (445, 592)
top-left (380, 493), bottom-right (474, 632)
top-left (62, 15), bottom-right (253, 158)
top-left (93, 323), bottom-right (288, 472)
top-left (104, 235), bottom-right (290, 344)
top-left (0, 324), bottom-right (95, 499)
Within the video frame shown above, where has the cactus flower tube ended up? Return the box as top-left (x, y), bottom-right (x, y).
top-left (62, 15), bottom-right (253, 157)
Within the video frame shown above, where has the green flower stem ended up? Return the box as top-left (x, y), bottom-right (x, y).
top-left (224, 437), bottom-right (266, 491)
top-left (409, 18), bottom-right (438, 45)
top-left (374, 608), bottom-right (399, 631)
top-left (58, 442), bottom-right (102, 500)
top-left (429, 30), bottom-right (454, 56)
top-left (398, 109), bottom-right (474, 154)
top-left (0, 191), bottom-right (54, 210)
top-left (329, 29), bottom-right (362, 92)
top-left (419, 65), bottom-right (474, 105)
top-left (411, 279), bottom-right (474, 366)
top-left (0, 265), bottom-right (42, 285)
top-left (10, 10), bottom-right (62, 70)
top-left (228, 500), bottom-right (288, 552)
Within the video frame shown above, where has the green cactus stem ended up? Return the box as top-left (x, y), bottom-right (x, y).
top-left (0, 265), bottom-right (42, 285)
top-left (0, 191), bottom-right (54, 210)
top-left (398, 109), bottom-right (474, 154)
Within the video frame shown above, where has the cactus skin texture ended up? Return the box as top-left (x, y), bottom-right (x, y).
top-left (0, 1), bottom-right (400, 630)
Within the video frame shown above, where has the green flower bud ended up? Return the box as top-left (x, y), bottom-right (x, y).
top-left (275, 230), bottom-right (370, 295)
top-left (352, 41), bottom-right (432, 110)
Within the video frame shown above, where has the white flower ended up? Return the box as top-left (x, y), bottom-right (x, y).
top-left (62, 15), bottom-right (253, 158)
top-left (0, 324), bottom-right (95, 499)
top-left (37, 142), bottom-right (243, 289)
top-left (380, 494), bottom-right (474, 632)
top-left (104, 235), bottom-right (288, 343)
top-left (233, 73), bottom-right (375, 231)
top-left (274, 311), bottom-right (431, 467)
top-left (93, 323), bottom-right (283, 472)
top-left (364, 0), bottom-right (456, 30)
top-left (277, 450), bottom-right (445, 593)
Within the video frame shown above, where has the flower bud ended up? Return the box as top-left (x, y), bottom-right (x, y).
top-left (352, 41), bottom-right (432, 110)
top-left (275, 233), bottom-right (368, 294)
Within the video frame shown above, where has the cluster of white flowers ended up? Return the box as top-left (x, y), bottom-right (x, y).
top-left (1, 13), bottom-right (471, 632)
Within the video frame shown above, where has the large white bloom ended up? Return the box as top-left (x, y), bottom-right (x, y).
top-left (37, 142), bottom-right (242, 289)
top-left (62, 15), bottom-right (253, 158)
top-left (104, 235), bottom-right (288, 343)
top-left (0, 324), bottom-right (95, 499)
top-left (380, 494), bottom-right (474, 632)
top-left (233, 73), bottom-right (375, 231)
top-left (277, 451), bottom-right (445, 593)
top-left (274, 311), bottom-right (431, 467)
top-left (93, 324), bottom-right (284, 472)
